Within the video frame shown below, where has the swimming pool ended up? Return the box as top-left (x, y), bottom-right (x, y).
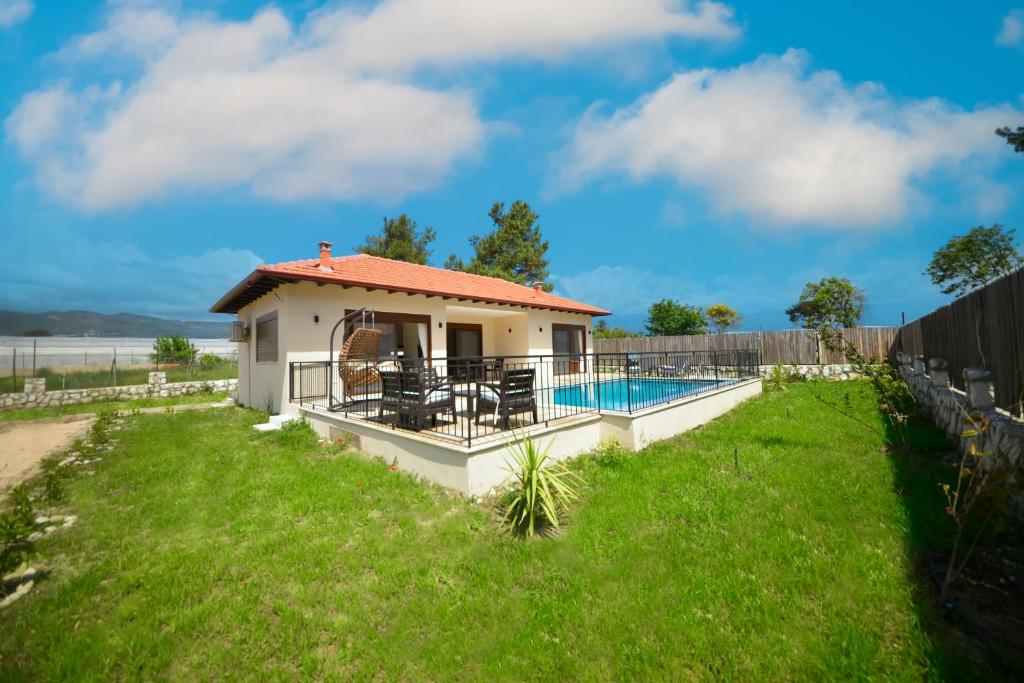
top-left (549, 378), bottom-right (727, 412)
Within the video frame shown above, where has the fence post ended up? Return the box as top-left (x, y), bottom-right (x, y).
top-left (32, 339), bottom-right (36, 376)
top-left (714, 351), bottom-right (719, 384)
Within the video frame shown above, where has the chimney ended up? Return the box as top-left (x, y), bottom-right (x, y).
top-left (318, 241), bottom-right (333, 268)
top-left (533, 282), bottom-right (543, 295)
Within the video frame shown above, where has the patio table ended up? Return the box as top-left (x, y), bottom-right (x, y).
top-left (453, 384), bottom-right (475, 416)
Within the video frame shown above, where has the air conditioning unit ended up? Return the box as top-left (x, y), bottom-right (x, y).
top-left (228, 321), bottom-right (249, 342)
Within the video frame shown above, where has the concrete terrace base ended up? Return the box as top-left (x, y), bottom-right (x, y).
top-left (301, 378), bottom-right (763, 495)
top-left (600, 377), bottom-right (764, 450)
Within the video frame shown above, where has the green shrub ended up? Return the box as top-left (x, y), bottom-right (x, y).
top-left (0, 511), bottom-right (33, 576)
top-left (151, 335), bottom-right (197, 364)
top-left (0, 484), bottom-right (36, 575)
top-left (199, 354), bottom-right (228, 369)
top-left (500, 434), bottom-right (584, 537)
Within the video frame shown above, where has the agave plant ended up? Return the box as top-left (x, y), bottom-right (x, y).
top-left (501, 433), bottom-right (584, 537)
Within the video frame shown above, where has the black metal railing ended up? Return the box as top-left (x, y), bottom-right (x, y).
top-left (289, 350), bottom-right (759, 447)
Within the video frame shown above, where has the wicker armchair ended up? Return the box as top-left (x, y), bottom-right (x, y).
top-left (378, 368), bottom-right (455, 431)
top-left (474, 368), bottom-right (537, 429)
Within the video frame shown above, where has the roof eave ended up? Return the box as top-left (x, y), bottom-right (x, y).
top-left (212, 267), bottom-right (611, 317)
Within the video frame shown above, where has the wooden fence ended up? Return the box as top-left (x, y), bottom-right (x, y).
top-left (593, 327), bottom-right (900, 365)
top-left (895, 267), bottom-right (1023, 413)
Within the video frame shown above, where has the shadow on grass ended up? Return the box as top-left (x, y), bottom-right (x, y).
top-left (885, 415), bottom-right (1023, 679)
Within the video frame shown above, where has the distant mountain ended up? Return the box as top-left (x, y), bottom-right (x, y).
top-left (0, 310), bottom-right (228, 338)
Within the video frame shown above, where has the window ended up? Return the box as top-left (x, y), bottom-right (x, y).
top-left (255, 312), bottom-right (278, 363)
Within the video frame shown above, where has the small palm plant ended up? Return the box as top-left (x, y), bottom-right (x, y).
top-left (764, 363), bottom-right (789, 392)
top-left (501, 433), bottom-right (584, 537)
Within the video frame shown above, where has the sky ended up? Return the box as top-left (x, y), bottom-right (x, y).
top-left (0, 0), bottom-right (1021, 331)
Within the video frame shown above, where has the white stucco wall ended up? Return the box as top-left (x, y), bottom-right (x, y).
top-left (234, 281), bottom-right (596, 413)
top-left (236, 293), bottom-right (289, 413)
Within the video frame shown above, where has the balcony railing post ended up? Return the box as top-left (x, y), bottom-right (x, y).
top-left (626, 353), bottom-right (633, 414)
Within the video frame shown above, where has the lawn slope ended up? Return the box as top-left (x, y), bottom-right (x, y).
top-left (0, 384), bottom-right (956, 680)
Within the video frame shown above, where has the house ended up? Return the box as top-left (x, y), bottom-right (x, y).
top-left (211, 242), bottom-right (609, 413)
top-left (212, 242), bottom-right (762, 493)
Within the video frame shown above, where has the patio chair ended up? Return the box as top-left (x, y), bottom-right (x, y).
top-left (625, 354), bottom-right (641, 374)
top-left (379, 368), bottom-right (455, 431)
top-left (651, 355), bottom-right (691, 378)
top-left (377, 369), bottom-right (404, 420)
top-left (474, 368), bottom-right (537, 429)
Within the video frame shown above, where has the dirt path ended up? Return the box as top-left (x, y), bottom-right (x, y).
top-left (0, 416), bottom-right (94, 489)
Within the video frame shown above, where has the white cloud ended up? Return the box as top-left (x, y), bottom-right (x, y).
top-left (56, 5), bottom-right (179, 60)
top-left (997, 9), bottom-right (1024, 46)
top-left (0, 0), bottom-right (32, 28)
top-left (4, 87), bottom-right (75, 155)
top-left (7, 0), bottom-right (737, 211)
top-left (558, 50), bottom-right (1017, 228)
top-left (309, 0), bottom-right (739, 74)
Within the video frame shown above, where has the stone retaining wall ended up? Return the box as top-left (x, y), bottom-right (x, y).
top-left (896, 353), bottom-right (1023, 468)
top-left (757, 364), bottom-right (858, 380)
top-left (1, 373), bottom-right (238, 411)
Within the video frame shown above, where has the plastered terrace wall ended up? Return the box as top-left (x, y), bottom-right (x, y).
top-left (1, 374), bottom-right (237, 411)
top-left (601, 378), bottom-right (763, 450)
top-left (301, 379), bottom-right (761, 494)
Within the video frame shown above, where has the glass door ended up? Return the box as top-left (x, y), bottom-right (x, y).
top-left (447, 324), bottom-right (483, 381)
top-left (552, 324), bottom-right (585, 375)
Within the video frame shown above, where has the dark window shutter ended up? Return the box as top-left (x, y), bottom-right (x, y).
top-left (256, 313), bottom-right (278, 362)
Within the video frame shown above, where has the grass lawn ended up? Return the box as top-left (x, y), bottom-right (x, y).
top-left (0, 392), bottom-right (230, 422)
top-left (0, 383), bottom-right (967, 680)
top-left (1, 364), bottom-right (236, 394)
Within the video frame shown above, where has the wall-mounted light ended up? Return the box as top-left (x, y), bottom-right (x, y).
top-left (313, 315), bottom-right (320, 324)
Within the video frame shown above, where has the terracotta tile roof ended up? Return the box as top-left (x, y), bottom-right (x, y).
top-left (210, 254), bottom-right (611, 316)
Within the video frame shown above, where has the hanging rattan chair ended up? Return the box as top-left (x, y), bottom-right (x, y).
top-left (338, 327), bottom-right (384, 390)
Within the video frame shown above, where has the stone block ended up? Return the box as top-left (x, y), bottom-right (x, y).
top-left (927, 358), bottom-right (949, 388)
top-left (963, 367), bottom-right (995, 411)
top-left (23, 377), bottom-right (46, 394)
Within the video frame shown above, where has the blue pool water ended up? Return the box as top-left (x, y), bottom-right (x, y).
top-left (550, 378), bottom-right (725, 412)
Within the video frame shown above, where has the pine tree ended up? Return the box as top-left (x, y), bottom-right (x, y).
top-left (446, 200), bottom-right (552, 291)
top-left (357, 214), bottom-right (436, 265)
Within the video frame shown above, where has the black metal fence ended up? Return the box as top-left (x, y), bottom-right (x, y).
top-left (289, 350), bottom-right (759, 447)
